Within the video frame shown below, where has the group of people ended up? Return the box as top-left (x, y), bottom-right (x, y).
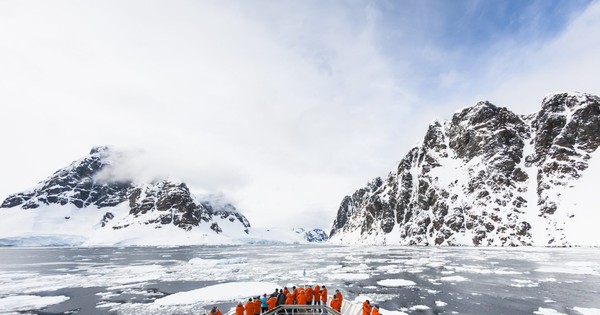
top-left (362, 300), bottom-right (381, 315)
top-left (230, 285), bottom-right (344, 315)
top-left (206, 286), bottom-right (382, 315)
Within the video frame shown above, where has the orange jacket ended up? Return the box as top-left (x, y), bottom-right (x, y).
top-left (320, 289), bottom-right (327, 302)
top-left (372, 308), bottom-right (380, 315)
top-left (267, 297), bottom-right (277, 310)
top-left (245, 301), bottom-right (254, 315)
top-left (236, 305), bottom-right (245, 315)
top-left (330, 299), bottom-right (341, 312)
top-left (253, 300), bottom-right (261, 314)
top-left (335, 292), bottom-right (343, 303)
top-left (313, 285), bottom-right (321, 300)
top-left (283, 288), bottom-right (290, 295)
top-left (292, 289), bottom-right (298, 302)
top-left (362, 302), bottom-right (372, 315)
top-left (285, 293), bottom-right (293, 305)
top-left (305, 288), bottom-right (313, 302)
top-left (296, 292), bottom-right (307, 305)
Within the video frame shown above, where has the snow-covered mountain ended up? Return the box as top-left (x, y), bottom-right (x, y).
top-left (0, 146), bottom-right (328, 246)
top-left (329, 92), bottom-right (600, 246)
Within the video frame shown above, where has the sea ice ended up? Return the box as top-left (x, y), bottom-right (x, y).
top-left (377, 279), bottom-right (416, 287)
top-left (409, 305), bottom-right (430, 311)
top-left (533, 307), bottom-right (567, 315)
top-left (573, 307), bottom-right (600, 315)
top-left (0, 295), bottom-right (69, 312)
top-left (439, 275), bottom-right (468, 282)
top-left (154, 281), bottom-right (280, 306)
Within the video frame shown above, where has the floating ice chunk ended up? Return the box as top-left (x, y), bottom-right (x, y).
top-left (573, 307), bottom-right (600, 314)
top-left (377, 279), bottom-right (416, 287)
top-left (510, 279), bottom-right (539, 288)
top-left (154, 281), bottom-right (280, 306)
top-left (409, 305), bottom-right (430, 311)
top-left (440, 276), bottom-right (467, 282)
top-left (533, 307), bottom-right (567, 315)
top-left (0, 295), bottom-right (69, 312)
top-left (435, 300), bottom-right (447, 307)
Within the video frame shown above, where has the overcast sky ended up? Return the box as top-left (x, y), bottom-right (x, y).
top-left (1, 1), bottom-right (599, 229)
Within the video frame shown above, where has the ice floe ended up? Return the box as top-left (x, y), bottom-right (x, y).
top-left (0, 295), bottom-right (69, 312)
top-left (439, 275), bottom-right (468, 282)
top-left (534, 307), bottom-right (566, 315)
top-left (154, 281), bottom-right (279, 306)
top-left (377, 279), bottom-right (416, 287)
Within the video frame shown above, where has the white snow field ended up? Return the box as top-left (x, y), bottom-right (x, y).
top-left (0, 245), bottom-right (599, 314)
top-left (0, 201), bottom-right (324, 247)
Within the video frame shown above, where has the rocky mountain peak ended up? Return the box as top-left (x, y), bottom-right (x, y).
top-left (89, 145), bottom-right (112, 155)
top-left (1, 147), bottom-right (251, 234)
top-left (329, 93), bottom-right (600, 246)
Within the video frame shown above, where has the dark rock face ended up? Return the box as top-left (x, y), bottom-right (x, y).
top-left (1, 146), bottom-right (251, 233)
top-left (330, 93), bottom-right (600, 246)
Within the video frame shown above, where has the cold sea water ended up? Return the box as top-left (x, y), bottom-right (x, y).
top-left (0, 245), bottom-right (599, 315)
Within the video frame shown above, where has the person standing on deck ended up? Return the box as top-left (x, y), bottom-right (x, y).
top-left (276, 288), bottom-right (286, 310)
top-left (313, 285), bottom-right (321, 307)
top-left (371, 305), bottom-right (381, 315)
top-left (267, 295), bottom-right (277, 311)
top-left (334, 290), bottom-right (343, 304)
top-left (296, 288), bottom-right (307, 305)
top-left (210, 306), bottom-right (223, 315)
top-left (261, 294), bottom-right (268, 313)
top-left (305, 286), bottom-right (314, 305)
top-left (285, 292), bottom-right (293, 305)
top-left (320, 286), bottom-right (328, 314)
top-left (283, 287), bottom-right (290, 296)
top-left (330, 295), bottom-right (341, 312)
top-left (253, 297), bottom-right (261, 315)
top-left (236, 302), bottom-right (245, 315)
top-left (245, 298), bottom-right (254, 315)
top-left (362, 300), bottom-right (372, 315)
top-left (291, 286), bottom-right (298, 304)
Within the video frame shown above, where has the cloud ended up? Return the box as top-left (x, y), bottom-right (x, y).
top-left (0, 1), bottom-right (410, 229)
top-left (0, 1), bottom-right (598, 230)
top-left (486, 1), bottom-right (600, 112)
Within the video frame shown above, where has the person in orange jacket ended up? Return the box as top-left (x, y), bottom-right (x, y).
top-left (320, 285), bottom-right (328, 305)
top-left (209, 306), bottom-right (223, 315)
top-left (245, 298), bottom-right (254, 315)
top-left (283, 287), bottom-right (290, 296)
top-left (296, 289), bottom-right (307, 305)
top-left (285, 292), bottom-right (293, 305)
top-left (291, 286), bottom-right (298, 304)
top-left (236, 302), bottom-right (245, 315)
top-left (330, 295), bottom-right (341, 312)
top-left (305, 286), bottom-right (314, 305)
top-left (313, 285), bottom-right (321, 306)
top-left (334, 289), bottom-right (343, 304)
top-left (253, 297), bottom-right (261, 315)
top-left (371, 304), bottom-right (381, 315)
top-left (362, 300), bottom-right (372, 315)
top-left (267, 295), bottom-right (277, 310)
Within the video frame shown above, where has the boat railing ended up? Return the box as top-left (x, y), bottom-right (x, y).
top-left (262, 305), bottom-right (342, 315)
